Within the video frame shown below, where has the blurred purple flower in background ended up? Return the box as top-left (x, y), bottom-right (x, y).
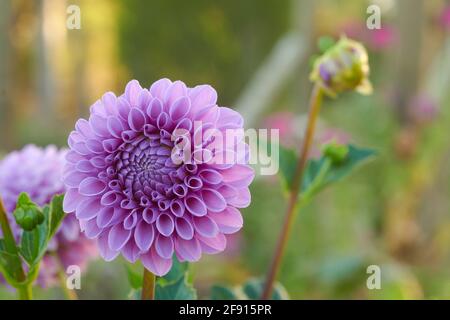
top-left (342, 21), bottom-right (396, 51)
top-left (263, 111), bottom-right (298, 147)
top-left (408, 93), bottom-right (439, 125)
top-left (440, 5), bottom-right (450, 30)
top-left (63, 79), bottom-right (254, 276)
top-left (0, 145), bottom-right (97, 287)
top-left (263, 111), bottom-right (351, 158)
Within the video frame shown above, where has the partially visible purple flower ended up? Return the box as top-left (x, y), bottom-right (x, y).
top-left (263, 112), bottom-right (298, 147)
top-left (263, 111), bottom-right (350, 159)
top-left (440, 5), bottom-right (450, 30)
top-left (342, 20), bottom-right (396, 51)
top-left (63, 79), bottom-right (254, 276)
top-left (0, 145), bottom-right (97, 287)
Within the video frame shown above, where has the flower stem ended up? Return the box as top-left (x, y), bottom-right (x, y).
top-left (0, 197), bottom-right (31, 299)
top-left (17, 284), bottom-right (32, 300)
top-left (262, 84), bottom-right (323, 299)
top-left (141, 268), bottom-right (156, 300)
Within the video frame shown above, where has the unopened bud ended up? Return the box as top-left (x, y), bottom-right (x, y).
top-left (13, 193), bottom-right (44, 231)
top-left (322, 142), bottom-right (349, 164)
top-left (310, 36), bottom-right (372, 97)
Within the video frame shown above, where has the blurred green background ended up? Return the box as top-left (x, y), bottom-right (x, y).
top-left (1, 0), bottom-right (450, 299)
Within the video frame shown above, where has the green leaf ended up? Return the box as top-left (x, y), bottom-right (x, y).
top-left (48, 194), bottom-right (65, 239)
top-left (278, 144), bottom-right (376, 202)
top-left (278, 145), bottom-right (298, 191)
top-left (210, 285), bottom-right (241, 300)
top-left (158, 256), bottom-right (188, 286)
top-left (242, 279), bottom-right (289, 300)
top-left (322, 144), bottom-right (377, 185)
top-left (19, 207), bottom-right (49, 266)
top-left (125, 264), bottom-right (143, 290)
top-left (0, 240), bottom-right (23, 286)
top-left (156, 274), bottom-right (197, 300)
top-left (19, 194), bottom-right (65, 268)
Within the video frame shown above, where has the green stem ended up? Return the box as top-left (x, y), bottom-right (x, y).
top-left (0, 196), bottom-right (31, 300)
top-left (262, 84), bottom-right (323, 299)
top-left (17, 284), bottom-right (32, 300)
top-left (141, 268), bottom-right (156, 300)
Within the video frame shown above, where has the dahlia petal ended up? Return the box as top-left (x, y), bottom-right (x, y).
top-left (85, 139), bottom-right (104, 154)
top-left (125, 80), bottom-right (143, 106)
top-left (63, 171), bottom-right (88, 188)
top-left (163, 80), bottom-right (187, 109)
top-left (79, 177), bottom-right (107, 196)
top-left (210, 207), bottom-right (243, 234)
top-left (90, 99), bottom-right (106, 117)
top-left (149, 78), bottom-right (172, 100)
top-left (68, 131), bottom-right (84, 147)
top-left (96, 206), bottom-right (115, 228)
top-left (141, 247), bottom-right (172, 276)
top-left (175, 217), bottom-right (194, 240)
top-left (89, 114), bottom-right (110, 137)
top-left (121, 239), bottom-right (140, 263)
top-left (201, 189), bottom-right (227, 212)
top-left (184, 195), bottom-right (207, 217)
top-left (102, 138), bottom-right (122, 153)
top-left (147, 98), bottom-right (163, 120)
top-left (135, 220), bottom-right (154, 251)
top-left (83, 218), bottom-right (103, 239)
top-left (72, 142), bottom-right (90, 155)
top-left (220, 165), bottom-right (254, 187)
top-left (128, 107), bottom-right (147, 132)
top-left (76, 160), bottom-right (97, 173)
top-left (75, 119), bottom-right (94, 138)
top-left (108, 223), bottom-right (132, 251)
top-left (217, 184), bottom-right (238, 201)
top-left (102, 92), bottom-right (118, 115)
top-left (65, 150), bottom-right (83, 164)
top-left (63, 188), bottom-right (82, 213)
top-left (138, 89), bottom-right (151, 108)
top-left (156, 214), bottom-right (174, 236)
top-left (155, 234), bottom-right (174, 259)
top-left (185, 176), bottom-right (203, 190)
top-left (117, 96), bottom-right (131, 122)
top-left (217, 107), bottom-right (244, 129)
top-left (142, 207), bottom-right (157, 224)
top-left (156, 112), bottom-right (169, 129)
top-left (227, 187), bottom-right (251, 208)
top-left (121, 130), bottom-right (138, 142)
top-left (100, 190), bottom-right (122, 206)
top-left (98, 232), bottom-right (120, 261)
top-left (174, 118), bottom-right (192, 132)
top-left (193, 215), bottom-right (219, 238)
top-left (198, 169), bottom-right (222, 185)
top-left (189, 85), bottom-right (218, 113)
top-left (197, 233), bottom-right (227, 254)
top-left (107, 116), bottom-right (124, 138)
top-left (89, 158), bottom-right (106, 171)
top-left (76, 197), bottom-right (102, 220)
top-left (174, 237), bottom-right (201, 262)
top-left (170, 199), bottom-right (185, 217)
top-left (169, 96), bottom-right (190, 121)
top-left (123, 212), bottom-right (138, 230)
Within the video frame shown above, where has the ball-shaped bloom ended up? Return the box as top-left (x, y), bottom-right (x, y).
top-left (0, 145), bottom-right (97, 286)
top-left (63, 79), bottom-right (254, 276)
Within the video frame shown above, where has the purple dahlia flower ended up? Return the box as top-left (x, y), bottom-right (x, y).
top-left (0, 145), bottom-right (97, 286)
top-left (63, 79), bottom-right (254, 276)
